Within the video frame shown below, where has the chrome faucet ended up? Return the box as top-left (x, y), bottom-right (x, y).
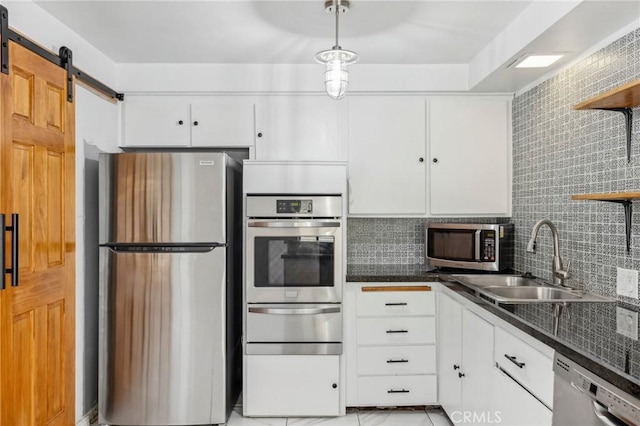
top-left (526, 219), bottom-right (570, 286)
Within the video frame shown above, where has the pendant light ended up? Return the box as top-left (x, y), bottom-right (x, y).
top-left (314, 0), bottom-right (358, 100)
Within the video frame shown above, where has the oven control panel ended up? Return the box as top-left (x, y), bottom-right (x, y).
top-left (246, 195), bottom-right (342, 218)
top-left (277, 199), bottom-right (313, 214)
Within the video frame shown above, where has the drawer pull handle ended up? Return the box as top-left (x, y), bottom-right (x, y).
top-left (453, 364), bottom-right (460, 370)
top-left (385, 302), bottom-right (408, 306)
top-left (458, 372), bottom-right (465, 378)
top-left (504, 354), bottom-right (525, 368)
top-left (387, 389), bottom-right (410, 394)
top-left (386, 359), bottom-right (409, 364)
top-left (386, 330), bottom-right (408, 334)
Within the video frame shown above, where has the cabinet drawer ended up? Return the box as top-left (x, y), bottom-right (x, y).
top-left (357, 289), bottom-right (434, 317)
top-left (494, 327), bottom-right (553, 408)
top-left (357, 345), bottom-right (436, 376)
top-left (357, 317), bottom-right (435, 345)
top-left (358, 375), bottom-right (437, 406)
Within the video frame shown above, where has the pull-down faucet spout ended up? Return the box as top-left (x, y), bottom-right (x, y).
top-left (527, 219), bottom-right (570, 287)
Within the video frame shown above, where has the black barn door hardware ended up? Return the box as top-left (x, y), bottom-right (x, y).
top-left (0, 214), bottom-right (18, 289)
top-left (0, 214), bottom-right (5, 290)
top-left (0, 213), bottom-right (19, 290)
top-left (0, 5), bottom-right (123, 102)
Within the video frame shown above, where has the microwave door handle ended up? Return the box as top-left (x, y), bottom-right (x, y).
top-left (248, 221), bottom-right (341, 228)
top-left (475, 230), bottom-right (482, 261)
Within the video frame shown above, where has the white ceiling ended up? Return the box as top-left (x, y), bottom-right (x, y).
top-left (33, 0), bottom-right (640, 91)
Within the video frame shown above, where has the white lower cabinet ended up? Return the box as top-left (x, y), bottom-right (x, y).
top-left (438, 292), bottom-right (496, 425)
top-left (492, 367), bottom-right (552, 426)
top-left (244, 355), bottom-right (340, 417)
top-left (438, 287), bottom-right (554, 426)
top-left (345, 283), bottom-right (437, 407)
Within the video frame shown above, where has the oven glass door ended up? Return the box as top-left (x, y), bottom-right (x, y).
top-left (427, 228), bottom-right (478, 262)
top-left (247, 220), bottom-right (342, 303)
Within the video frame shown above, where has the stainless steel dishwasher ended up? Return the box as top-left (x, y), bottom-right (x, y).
top-left (553, 353), bottom-right (640, 425)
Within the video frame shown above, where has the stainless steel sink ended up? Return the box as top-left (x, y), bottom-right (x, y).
top-left (450, 274), bottom-right (542, 288)
top-left (448, 274), bottom-right (614, 304)
top-left (481, 286), bottom-right (583, 302)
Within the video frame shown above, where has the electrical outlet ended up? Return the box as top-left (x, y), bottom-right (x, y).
top-left (616, 307), bottom-right (638, 340)
top-left (617, 267), bottom-right (639, 298)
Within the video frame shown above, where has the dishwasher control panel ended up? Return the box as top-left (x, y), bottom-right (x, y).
top-left (572, 366), bottom-right (640, 425)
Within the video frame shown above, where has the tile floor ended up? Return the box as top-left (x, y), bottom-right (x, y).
top-left (226, 397), bottom-right (454, 426)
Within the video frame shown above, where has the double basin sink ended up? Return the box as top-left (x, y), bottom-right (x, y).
top-left (449, 274), bottom-right (613, 304)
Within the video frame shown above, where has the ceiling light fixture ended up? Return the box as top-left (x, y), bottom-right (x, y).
top-left (514, 54), bottom-right (564, 68)
top-left (315, 0), bottom-right (358, 100)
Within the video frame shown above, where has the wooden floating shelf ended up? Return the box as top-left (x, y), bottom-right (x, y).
top-left (571, 192), bottom-right (640, 202)
top-left (574, 78), bottom-right (640, 110)
top-left (572, 192), bottom-right (640, 252)
top-left (574, 78), bottom-right (640, 163)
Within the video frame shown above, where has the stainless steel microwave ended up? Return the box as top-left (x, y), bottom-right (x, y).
top-left (426, 223), bottom-right (513, 271)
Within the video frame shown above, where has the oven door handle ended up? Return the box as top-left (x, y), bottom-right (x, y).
top-left (248, 221), bottom-right (341, 228)
top-left (248, 307), bottom-right (341, 315)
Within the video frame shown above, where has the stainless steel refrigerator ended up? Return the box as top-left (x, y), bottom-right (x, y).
top-left (98, 152), bottom-right (242, 425)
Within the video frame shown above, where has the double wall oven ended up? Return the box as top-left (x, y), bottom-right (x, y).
top-left (245, 195), bottom-right (343, 356)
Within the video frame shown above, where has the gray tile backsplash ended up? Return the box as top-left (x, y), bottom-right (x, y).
top-left (347, 218), bottom-right (426, 265)
top-left (513, 27), bottom-right (640, 305)
top-left (347, 217), bottom-right (502, 266)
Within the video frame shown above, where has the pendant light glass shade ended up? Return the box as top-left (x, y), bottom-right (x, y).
top-left (315, 49), bottom-right (358, 100)
top-left (315, 0), bottom-right (358, 100)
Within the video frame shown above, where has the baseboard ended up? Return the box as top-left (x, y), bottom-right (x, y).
top-left (76, 405), bottom-right (98, 426)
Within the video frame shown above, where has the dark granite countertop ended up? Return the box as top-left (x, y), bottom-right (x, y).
top-left (346, 264), bottom-right (437, 282)
top-left (346, 264), bottom-right (640, 399)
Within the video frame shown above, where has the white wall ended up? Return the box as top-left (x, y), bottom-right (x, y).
top-left (117, 63), bottom-right (470, 93)
top-left (3, 1), bottom-right (120, 422)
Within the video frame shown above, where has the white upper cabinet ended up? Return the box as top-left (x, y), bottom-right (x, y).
top-left (428, 96), bottom-right (511, 216)
top-left (190, 101), bottom-right (255, 147)
top-left (347, 97), bottom-right (427, 215)
top-left (121, 98), bottom-right (255, 148)
top-left (254, 96), bottom-right (345, 161)
top-left (123, 102), bottom-right (191, 147)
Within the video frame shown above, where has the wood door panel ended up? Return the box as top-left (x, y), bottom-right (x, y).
top-left (47, 151), bottom-right (64, 267)
top-left (13, 310), bottom-right (36, 426)
top-left (11, 142), bottom-right (34, 273)
top-left (46, 300), bottom-right (65, 420)
top-left (45, 83), bottom-right (64, 133)
top-left (12, 67), bottom-right (34, 123)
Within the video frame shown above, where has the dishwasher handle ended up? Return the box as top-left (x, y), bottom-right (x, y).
top-left (592, 401), bottom-right (627, 426)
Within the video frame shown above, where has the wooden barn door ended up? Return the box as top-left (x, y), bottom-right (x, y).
top-left (0, 40), bottom-right (75, 425)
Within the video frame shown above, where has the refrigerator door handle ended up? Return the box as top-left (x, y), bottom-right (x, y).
top-left (100, 242), bottom-right (226, 253)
